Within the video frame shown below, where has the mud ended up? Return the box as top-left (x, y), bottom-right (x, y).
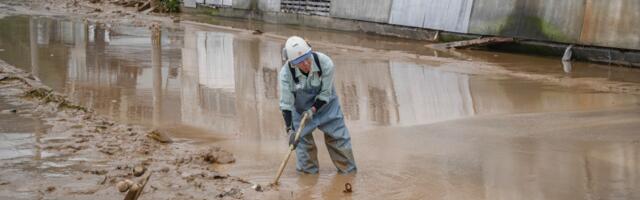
top-left (2, 0), bottom-right (640, 200)
top-left (0, 61), bottom-right (269, 199)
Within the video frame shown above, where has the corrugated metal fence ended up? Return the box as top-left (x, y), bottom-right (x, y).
top-left (281, 0), bottom-right (330, 16)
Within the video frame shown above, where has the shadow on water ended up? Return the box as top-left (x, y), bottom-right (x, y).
top-left (2, 15), bottom-right (640, 199)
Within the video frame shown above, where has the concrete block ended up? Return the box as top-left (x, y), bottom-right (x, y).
top-left (330, 0), bottom-right (392, 23)
top-left (579, 0), bottom-right (640, 50)
top-left (388, 0), bottom-right (427, 28)
top-left (184, 0), bottom-right (196, 7)
top-left (258, 0), bottom-right (280, 12)
top-left (420, 0), bottom-right (473, 33)
top-left (232, 0), bottom-right (251, 9)
top-left (468, 0), bottom-right (585, 43)
top-left (389, 0), bottom-right (473, 33)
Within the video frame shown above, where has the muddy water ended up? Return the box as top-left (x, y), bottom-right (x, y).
top-left (2, 15), bottom-right (640, 199)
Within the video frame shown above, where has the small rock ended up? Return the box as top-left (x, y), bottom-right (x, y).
top-left (147, 129), bottom-right (172, 143)
top-left (217, 188), bottom-right (242, 198)
top-left (133, 165), bottom-right (146, 177)
top-left (46, 186), bottom-right (56, 192)
top-left (252, 184), bottom-right (263, 192)
top-left (99, 175), bottom-right (108, 185)
top-left (201, 147), bottom-right (235, 164)
top-left (89, 169), bottom-right (108, 175)
top-left (160, 166), bottom-right (170, 173)
top-left (343, 183), bottom-right (353, 193)
top-left (10, 109), bottom-right (17, 113)
top-left (116, 179), bottom-right (133, 192)
top-left (128, 183), bottom-right (140, 193)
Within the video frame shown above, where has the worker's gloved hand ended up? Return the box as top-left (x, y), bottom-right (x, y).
top-left (287, 128), bottom-right (298, 148)
top-left (303, 107), bottom-right (315, 121)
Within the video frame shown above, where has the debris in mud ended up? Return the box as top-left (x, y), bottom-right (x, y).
top-left (200, 147), bottom-right (236, 164)
top-left (343, 183), bottom-right (352, 193)
top-left (217, 187), bottom-right (242, 199)
top-left (116, 179), bottom-right (134, 192)
top-left (147, 129), bottom-right (172, 143)
top-left (133, 165), bottom-right (147, 177)
top-left (123, 172), bottom-right (151, 200)
top-left (428, 37), bottom-right (514, 49)
top-left (0, 108), bottom-right (17, 114)
top-left (87, 169), bottom-right (108, 175)
top-left (252, 184), bottom-right (263, 192)
top-left (562, 44), bottom-right (574, 61)
top-left (160, 166), bottom-right (170, 173)
top-left (99, 175), bottom-right (109, 185)
top-left (0, 9), bottom-right (262, 200)
top-left (99, 146), bottom-right (121, 155)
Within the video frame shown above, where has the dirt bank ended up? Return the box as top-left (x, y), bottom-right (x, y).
top-left (0, 60), bottom-right (273, 199)
top-left (0, 0), bottom-right (180, 27)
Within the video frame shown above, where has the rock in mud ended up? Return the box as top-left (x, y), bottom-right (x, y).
top-left (116, 179), bottom-right (134, 192)
top-left (200, 147), bottom-right (235, 164)
top-left (217, 188), bottom-right (242, 199)
top-left (147, 129), bottom-right (172, 143)
top-left (133, 165), bottom-right (146, 177)
top-left (160, 166), bottom-right (170, 173)
top-left (124, 183), bottom-right (141, 198)
top-left (252, 184), bottom-right (263, 192)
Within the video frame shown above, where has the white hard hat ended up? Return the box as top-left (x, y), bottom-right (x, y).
top-left (283, 36), bottom-right (312, 66)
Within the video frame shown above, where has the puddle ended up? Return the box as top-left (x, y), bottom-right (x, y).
top-left (1, 15), bottom-right (640, 199)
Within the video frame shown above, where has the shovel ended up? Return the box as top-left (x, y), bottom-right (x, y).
top-left (272, 112), bottom-right (309, 185)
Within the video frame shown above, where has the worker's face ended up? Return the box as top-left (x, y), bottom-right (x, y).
top-left (295, 58), bottom-right (312, 73)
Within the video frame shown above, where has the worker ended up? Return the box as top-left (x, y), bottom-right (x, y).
top-left (279, 36), bottom-right (357, 174)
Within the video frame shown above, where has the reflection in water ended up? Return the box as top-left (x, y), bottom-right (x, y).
top-left (151, 25), bottom-right (162, 127)
top-left (2, 15), bottom-right (640, 199)
top-left (391, 61), bottom-right (475, 125)
top-left (3, 16), bottom-right (640, 136)
top-left (562, 60), bottom-right (572, 73)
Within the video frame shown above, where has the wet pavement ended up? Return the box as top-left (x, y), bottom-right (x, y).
top-left (2, 14), bottom-right (640, 199)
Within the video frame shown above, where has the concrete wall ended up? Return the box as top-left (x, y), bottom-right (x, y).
top-left (258, 0), bottom-right (280, 12)
top-left (579, 0), bottom-right (640, 50)
top-left (388, 0), bottom-right (473, 33)
top-left (190, 0), bottom-right (640, 51)
top-left (330, 0), bottom-right (392, 23)
top-left (232, 0), bottom-right (251, 9)
top-left (468, 0), bottom-right (585, 43)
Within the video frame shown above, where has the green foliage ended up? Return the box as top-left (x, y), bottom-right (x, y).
top-left (160, 0), bottom-right (180, 13)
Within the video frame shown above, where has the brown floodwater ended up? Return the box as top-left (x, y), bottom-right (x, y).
top-left (1, 14), bottom-right (640, 199)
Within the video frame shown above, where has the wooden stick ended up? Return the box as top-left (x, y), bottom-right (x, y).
top-left (272, 113), bottom-right (309, 185)
top-left (427, 37), bottom-right (514, 49)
